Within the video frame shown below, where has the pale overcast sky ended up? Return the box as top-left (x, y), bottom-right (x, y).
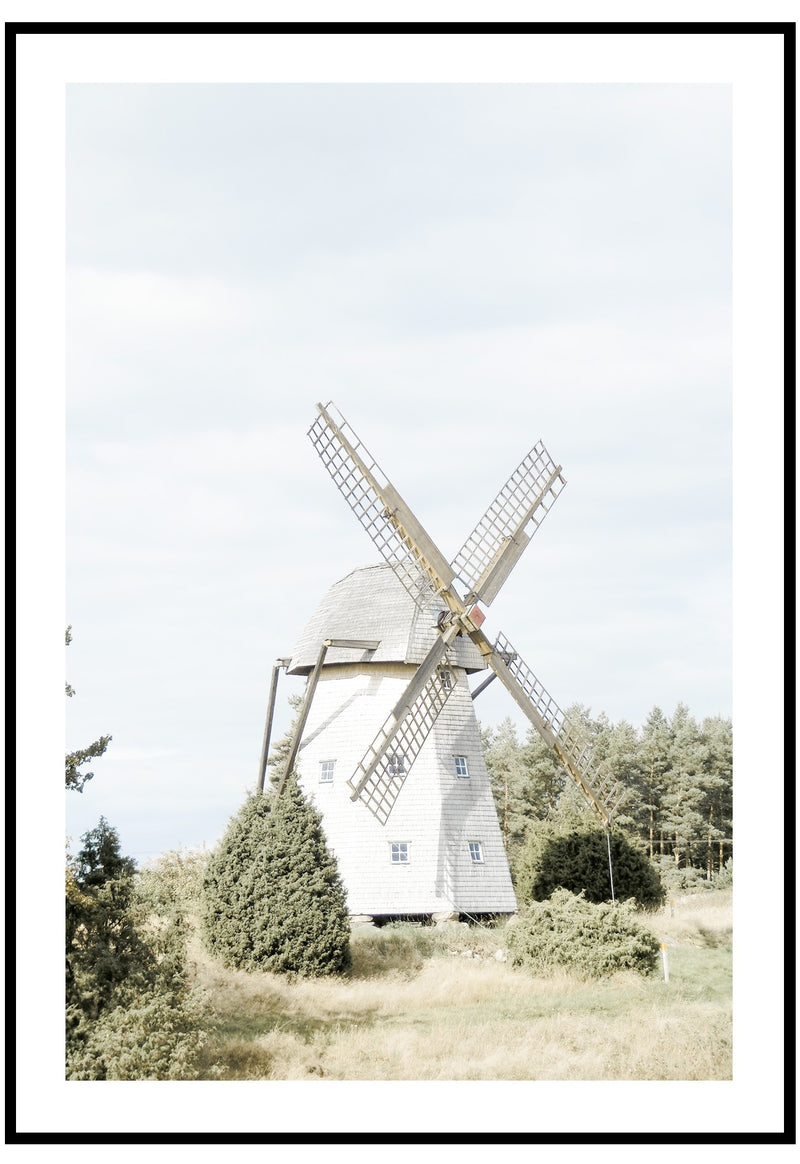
top-left (63, 81), bottom-right (734, 863)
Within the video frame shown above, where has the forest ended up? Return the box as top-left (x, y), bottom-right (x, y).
top-left (481, 701), bottom-right (733, 895)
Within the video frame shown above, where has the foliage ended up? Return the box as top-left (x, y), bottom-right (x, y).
top-left (654, 856), bottom-right (713, 897)
top-left (506, 889), bottom-right (661, 979)
top-left (137, 846), bottom-right (210, 917)
top-left (514, 824), bottom-right (665, 911)
top-left (265, 692), bottom-right (303, 789)
top-left (66, 818), bottom-right (210, 1080)
top-left (481, 701), bottom-right (732, 884)
top-left (202, 778), bottom-right (351, 977)
top-left (65, 626), bottom-right (111, 792)
top-left (714, 858), bottom-right (733, 890)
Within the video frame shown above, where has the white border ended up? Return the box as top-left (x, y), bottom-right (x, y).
top-left (15, 25), bottom-right (787, 1139)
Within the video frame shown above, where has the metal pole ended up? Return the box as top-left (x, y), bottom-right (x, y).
top-left (606, 827), bottom-right (616, 903)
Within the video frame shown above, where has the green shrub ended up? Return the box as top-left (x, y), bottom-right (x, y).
top-left (202, 779), bottom-right (351, 976)
top-left (514, 825), bottom-right (665, 911)
top-left (506, 889), bottom-right (661, 979)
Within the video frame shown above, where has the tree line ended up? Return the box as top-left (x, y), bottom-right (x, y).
top-left (481, 701), bottom-right (733, 893)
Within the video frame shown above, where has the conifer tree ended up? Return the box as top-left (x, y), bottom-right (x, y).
top-left (202, 778), bottom-right (351, 976)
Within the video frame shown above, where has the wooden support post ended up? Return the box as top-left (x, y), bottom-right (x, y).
top-left (274, 637), bottom-right (379, 797)
top-left (276, 642), bottom-right (329, 796)
top-left (257, 660), bottom-right (289, 793)
top-left (470, 672), bottom-right (497, 701)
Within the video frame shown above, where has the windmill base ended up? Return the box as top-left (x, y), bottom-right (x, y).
top-left (347, 911), bottom-right (516, 929)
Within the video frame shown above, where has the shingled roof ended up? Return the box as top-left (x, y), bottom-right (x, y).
top-left (287, 563), bottom-right (487, 675)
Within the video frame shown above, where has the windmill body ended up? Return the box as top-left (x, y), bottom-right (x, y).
top-left (287, 564), bottom-right (517, 917)
top-left (261, 402), bottom-right (626, 924)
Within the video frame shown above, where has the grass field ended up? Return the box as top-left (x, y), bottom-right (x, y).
top-left (191, 889), bottom-right (732, 1081)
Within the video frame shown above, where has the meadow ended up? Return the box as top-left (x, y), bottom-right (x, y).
top-left (191, 888), bottom-right (732, 1081)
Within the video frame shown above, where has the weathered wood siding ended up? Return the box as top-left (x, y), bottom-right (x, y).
top-left (294, 661), bottom-right (517, 916)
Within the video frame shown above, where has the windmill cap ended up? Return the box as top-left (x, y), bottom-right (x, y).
top-left (287, 563), bottom-right (488, 675)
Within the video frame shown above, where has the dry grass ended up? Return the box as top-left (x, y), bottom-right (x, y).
top-left (191, 892), bottom-right (732, 1082)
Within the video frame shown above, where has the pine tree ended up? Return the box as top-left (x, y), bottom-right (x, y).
top-left (699, 715), bottom-right (733, 878)
top-left (661, 703), bottom-right (707, 869)
top-left (202, 778), bottom-right (351, 976)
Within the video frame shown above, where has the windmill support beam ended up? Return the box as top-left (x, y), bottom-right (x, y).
top-left (470, 672), bottom-right (498, 701)
top-left (257, 657), bottom-right (291, 793)
top-left (275, 637), bottom-right (380, 795)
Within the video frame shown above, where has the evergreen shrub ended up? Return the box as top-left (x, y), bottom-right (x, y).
top-left (202, 779), bottom-right (351, 976)
top-left (506, 889), bottom-right (661, 979)
top-left (514, 825), bottom-right (665, 911)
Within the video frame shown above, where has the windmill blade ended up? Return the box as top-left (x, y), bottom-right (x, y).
top-left (487, 630), bottom-right (626, 825)
top-left (309, 402), bottom-right (459, 615)
top-left (348, 661), bottom-right (458, 825)
top-left (451, 441), bottom-right (566, 606)
top-left (348, 625), bottom-right (460, 824)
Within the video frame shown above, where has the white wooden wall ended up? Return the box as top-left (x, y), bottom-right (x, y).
top-left (294, 661), bottom-right (517, 917)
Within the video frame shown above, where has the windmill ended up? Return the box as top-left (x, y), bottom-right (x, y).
top-left (259, 401), bottom-right (625, 922)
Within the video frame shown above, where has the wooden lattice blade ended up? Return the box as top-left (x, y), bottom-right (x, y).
top-left (309, 402), bottom-right (458, 615)
top-left (451, 442), bottom-right (566, 606)
top-left (487, 631), bottom-right (626, 824)
top-left (347, 631), bottom-right (459, 825)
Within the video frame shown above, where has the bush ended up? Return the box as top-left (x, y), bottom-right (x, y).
top-left (506, 889), bottom-right (661, 979)
top-left (202, 779), bottom-right (351, 976)
top-left (514, 825), bottom-right (665, 911)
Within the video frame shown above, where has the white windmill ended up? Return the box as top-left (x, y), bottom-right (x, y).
top-left (258, 402), bottom-right (625, 923)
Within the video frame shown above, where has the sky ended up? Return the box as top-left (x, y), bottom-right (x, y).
top-left (62, 81), bottom-right (734, 865)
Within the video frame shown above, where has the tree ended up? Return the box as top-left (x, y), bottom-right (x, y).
top-left (514, 825), bottom-right (665, 910)
top-left (66, 818), bottom-right (210, 1080)
top-left (202, 777), bottom-right (351, 976)
top-left (661, 703), bottom-right (708, 869)
top-left (65, 626), bottom-right (111, 792)
top-left (64, 633), bottom-right (209, 1079)
top-left (699, 716), bottom-right (733, 878)
top-left (637, 706), bottom-right (672, 859)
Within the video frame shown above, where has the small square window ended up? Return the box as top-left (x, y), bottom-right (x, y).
top-left (439, 668), bottom-right (453, 691)
top-left (319, 760), bottom-right (336, 783)
top-left (468, 841), bottom-right (484, 864)
top-left (388, 753), bottom-right (406, 777)
top-left (391, 842), bottom-right (410, 864)
top-left (454, 756), bottom-right (470, 779)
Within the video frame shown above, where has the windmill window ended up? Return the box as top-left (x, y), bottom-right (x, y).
top-left (454, 756), bottom-right (470, 779)
top-left (319, 760), bottom-right (336, 783)
top-left (390, 842), bottom-right (410, 864)
top-left (468, 841), bottom-right (484, 864)
top-left (439, 668), bottom-right (453, 691)
top-left (388, 753), bottom-right (406, 777)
